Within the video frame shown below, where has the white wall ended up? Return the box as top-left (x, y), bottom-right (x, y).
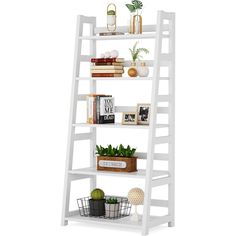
top-left (0, 0), bottom-right (236, 236)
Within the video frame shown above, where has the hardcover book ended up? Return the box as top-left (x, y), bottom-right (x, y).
top-left (97, 96), bottom-right (115, 124)
top-left (92, 73), bottom-right (122, 77)
top-left (91, 65), bottom-right (123, 70)
top-left (91, 58), bottom-right (124, 63)
top-left (87, 94), bottom-right (104, 124)
top-left (94, 62), bottom-right (124, 66)
top-left (91, 69), bottom-right (124, 74)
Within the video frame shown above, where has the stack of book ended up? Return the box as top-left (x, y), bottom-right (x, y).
top-left (87, 94), bottom-right (115, 124)
top-left (90, 58), bottom-right (125, 77)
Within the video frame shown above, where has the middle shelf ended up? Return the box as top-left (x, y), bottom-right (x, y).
top-left (68, 167), bottom-right (169, 179)
top-left (73, 123), bottom-right (169, 129)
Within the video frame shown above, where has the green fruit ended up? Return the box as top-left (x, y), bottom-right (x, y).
top-left (91, 188), bottom-right (105, 200)
top-left (107, 10), bottom-right (115, 15)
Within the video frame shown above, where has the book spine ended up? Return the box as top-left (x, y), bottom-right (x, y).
top-left (91, 58), bottom-right (124, 63)
top-left (91, 58), bottom-right (116, 63)
top-left (92, 73), bottom-right (122, 77)
top-left (91, 70), bottom-right (124, 74)
top-left (96, 96), bottom-right (100, 124)
top-left (94, 62), bottom-right (124, 66)
top-left (93, 97), bottom-right (96, 124)
top-left (87, 96), bottom-right (93, 124)
top-left (91, 66), bottom-right (123, 70)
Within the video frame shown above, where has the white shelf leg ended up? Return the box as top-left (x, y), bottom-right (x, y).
top-left (168, 12), bottom-right (175, 227)
top-left (142, 11), bottom-right (163, 236)
top-left (61, 15), bottom-right (83, 226)
top-left (89, 17), bottom-right (97, 191)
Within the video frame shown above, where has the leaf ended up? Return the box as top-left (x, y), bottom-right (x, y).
top-left (132, 0), bottom-right (143, 9)
top-left (125, 4), bottom-right (136, 13)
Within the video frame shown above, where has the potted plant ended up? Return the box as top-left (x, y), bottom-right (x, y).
top-left (126, 0), bottom-right (143, 34)
top-left (96, 144), bottom-right (137, 172)
top-left (89, 188), bottom-right (106, 216)
top-left (105, 197), bottom-right (120, 218)
top-left (128, 41), bottom-right (149, 77)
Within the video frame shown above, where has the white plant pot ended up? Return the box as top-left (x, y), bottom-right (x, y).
top-left (105, 203), bottom-right (120, 218)
top-left (137, 63), bottom-right (149, 77)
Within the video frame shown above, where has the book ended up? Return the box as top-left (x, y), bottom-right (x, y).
top-left (91, 58), bottom-right (124, 63)
top-left (87, 94), bottom-right (104, 124)
top-left (91, 65), bottom-right (123, 70)
top-left (96, 95), bottom-right (110, 124)
top-left (94, 62), bottom-right (124, 66)
top-left (98, 96), bottom-right (115, 124)
top-left (92, 73), bottom-right (122, 77)
top-left (91, 69), bottom-right (124, 74)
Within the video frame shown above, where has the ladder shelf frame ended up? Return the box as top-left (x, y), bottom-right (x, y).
top-left (61, 11), bottom-right (175, 236)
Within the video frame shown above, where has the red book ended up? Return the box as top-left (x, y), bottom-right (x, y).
top-left (91, 58), bottom-right (124, 63)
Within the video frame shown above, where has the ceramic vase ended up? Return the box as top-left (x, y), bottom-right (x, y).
top-left (137, 62), bottom-right (149, 77)
top-left (128, 62), bottom-right (138, 77)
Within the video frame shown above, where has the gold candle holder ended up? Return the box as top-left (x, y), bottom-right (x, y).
top-left (107, 3), bottom-right (116, 32)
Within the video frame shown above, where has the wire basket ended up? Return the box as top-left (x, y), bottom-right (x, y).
top-left (77, 196), bottom-right (132, 219)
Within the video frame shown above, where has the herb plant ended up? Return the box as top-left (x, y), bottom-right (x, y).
top-left (129, 41), bottom-right (149, 62)
top-left (96, 144), bottom-right (136, 157)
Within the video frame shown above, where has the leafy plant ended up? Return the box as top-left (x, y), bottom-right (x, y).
top-left (96, 144), bottom-right (136, 157)
top-left (129, 41), bottom-right (149, 62)
top-left (126, 0), bottom-right (143, 14)
top-left (106, 197), bottom-right (118, 204)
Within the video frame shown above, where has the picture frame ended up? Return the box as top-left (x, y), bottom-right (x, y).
top-left (122, 112), bottom-right (138, 125)
top-left (137, 103), bottom-right (151, 125)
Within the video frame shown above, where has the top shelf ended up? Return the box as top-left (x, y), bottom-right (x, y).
top-left (78, 33), bottom-right (156, 41)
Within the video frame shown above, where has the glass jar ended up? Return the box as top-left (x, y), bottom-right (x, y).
top-left (137, 62), bottom-right (149, 77)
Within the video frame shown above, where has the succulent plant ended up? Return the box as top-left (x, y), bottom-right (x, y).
top-left (106, 197), bottom-right (118, 204)
top-left (96, 144), bottom-right (136, 157)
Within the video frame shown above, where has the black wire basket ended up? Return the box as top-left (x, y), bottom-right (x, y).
top-left (77, 196), bottom-right (132, 219)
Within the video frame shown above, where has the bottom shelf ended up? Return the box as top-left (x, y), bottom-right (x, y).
top-left (66, 212), bottom-right (171, 229)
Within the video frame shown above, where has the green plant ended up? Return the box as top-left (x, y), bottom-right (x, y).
top-left (129, 41), bottom-right (149, 62)
top-left (106, 197), bottom-right (118, 204)
top-left (96, 144), bottom-right (136, 157)
top-left (126, 0), bottom-right (143, 14)
top-left (91, 188), bottom-right (105, 200)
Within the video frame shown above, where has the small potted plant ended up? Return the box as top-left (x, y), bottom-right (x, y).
top-left (105, 197), bottom-right (120, 218)
top-left (96, 144), bottom-right (137, 172)
top-left (128, 41), bottom-right (149, 77)
top-left (89, 188), bottom-right (106, 217)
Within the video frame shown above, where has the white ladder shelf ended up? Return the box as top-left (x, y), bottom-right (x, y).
top-left (61, 10), bottom-right (175, 236)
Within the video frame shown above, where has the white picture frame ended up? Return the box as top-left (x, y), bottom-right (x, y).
top-left (137, 103), bottom-right (151, 125)
top-left (122, 112), bottom-right (138, 125)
